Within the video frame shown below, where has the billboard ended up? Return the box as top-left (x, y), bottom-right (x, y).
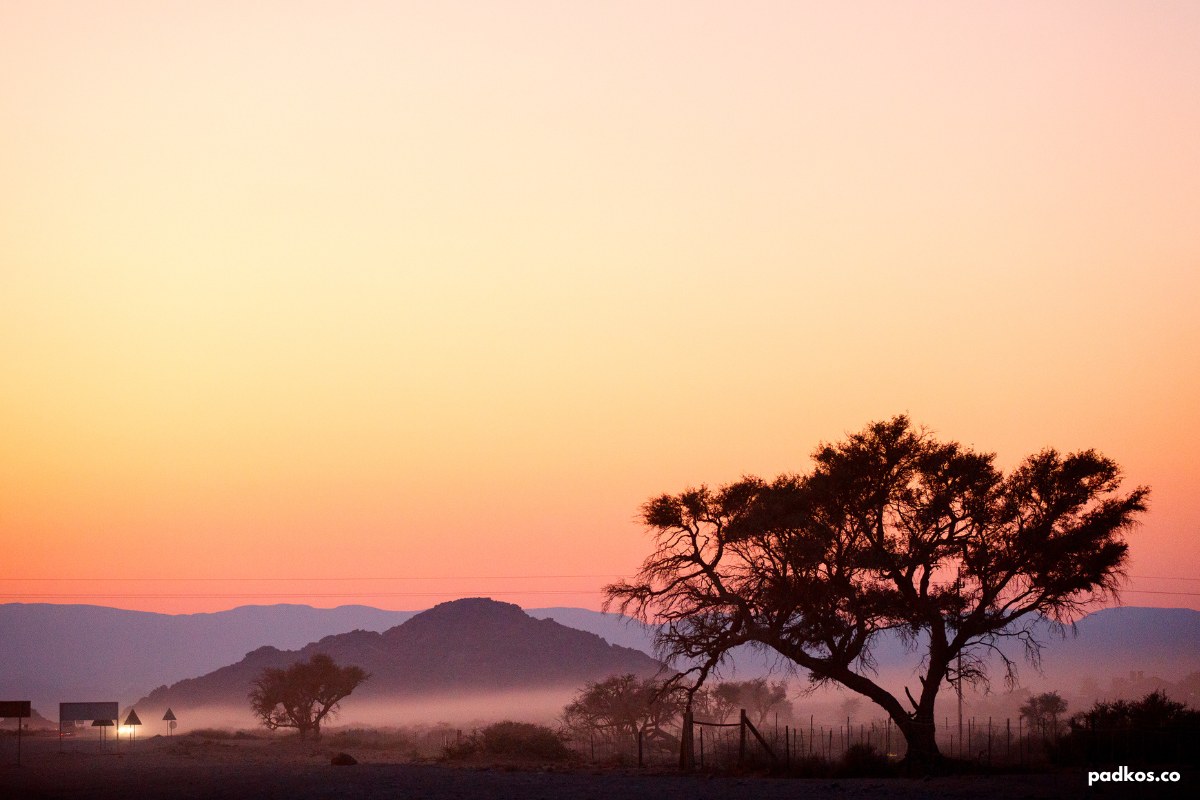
top-left (59, 702), bottom-right (119, 723)
top-left (0, 701), bottom-right (31, 718)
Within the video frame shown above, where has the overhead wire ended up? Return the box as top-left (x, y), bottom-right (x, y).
top-left (1, 575), bottom-right (1196, 599)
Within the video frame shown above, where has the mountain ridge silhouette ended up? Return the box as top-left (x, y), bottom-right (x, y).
top-left (135, 597), bottom-right (663, 715)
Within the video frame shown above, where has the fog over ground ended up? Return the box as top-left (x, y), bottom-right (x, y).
top-left (135, 665), bottom-right (1199, 741)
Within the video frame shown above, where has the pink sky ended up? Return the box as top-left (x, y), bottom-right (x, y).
top-left (1, 2), bottom-right (1197, 614)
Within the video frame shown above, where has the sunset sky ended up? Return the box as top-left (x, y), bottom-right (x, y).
top-left (2, 2), bottom-right (1197, 615)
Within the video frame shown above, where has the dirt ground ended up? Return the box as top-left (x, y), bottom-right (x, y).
top-left (0, 734), bottom-right (1189, 800)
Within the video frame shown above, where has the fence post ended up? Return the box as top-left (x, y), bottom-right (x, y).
top-left (738, 709), bottom-right (748, 766)
top-left (637, 728), bottom-right (644, 768)
top-left (679, 710), bottom-right (695, 771)
top-left (988, 717), bottom-right (992, 767)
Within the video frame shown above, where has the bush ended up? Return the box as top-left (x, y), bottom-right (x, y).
top-left (785, 754), bottom-right (835, 778)
top-left (1051, 691), bottom-right (1200, 767)
top-left (444, 721), bottom-right (573, 762)
top-left (184, 728), bottom-right (260, 740)
top-left (836, 743), bottom-right (893, 778)
top-left (324, 727), bottom-right (416, 751)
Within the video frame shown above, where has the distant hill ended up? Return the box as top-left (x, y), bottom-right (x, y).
top-left (135, 598), bottom-right (663, 719)
top-left (0, 602), bottom-right (659, 718)
top-left (0, 603), bottom-right (415, 716)
top-left (528, 607), bottom-right (657, 654)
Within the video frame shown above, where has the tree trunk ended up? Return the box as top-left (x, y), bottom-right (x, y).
top-left (897, 713), bottom-right (941, 772)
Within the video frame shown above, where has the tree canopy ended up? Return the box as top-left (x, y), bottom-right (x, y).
top-left (1019, 691), bottom-right (1069, 739)
top-left (248, 653), bottom-right (368, 740)
top-left (694, 678), bottom-right (792, 727)
top-left (606, 416), bottom-right (1148, 767)
top-left (562, 674), bottom-right (684, 754)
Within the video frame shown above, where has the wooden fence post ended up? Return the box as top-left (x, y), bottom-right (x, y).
top-left (679, 709), bottom-right (695, 771)
top-left (738, 709), bottom-right (748, 766)
top-left (988, 717), bottom-right (993, 767)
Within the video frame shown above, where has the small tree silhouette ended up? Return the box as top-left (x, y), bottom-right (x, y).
top-left (249, 653), bottom-right (368, 740)
top-left (705, 679), bottom-right (791, 727)
top-left (562, 674), bottom-right (683, 757)
top-left (1020, 691), bottom-right (1068, 740)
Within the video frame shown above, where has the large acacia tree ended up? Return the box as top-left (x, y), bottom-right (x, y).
top-left (606, 417), bottom-right (1147, 768)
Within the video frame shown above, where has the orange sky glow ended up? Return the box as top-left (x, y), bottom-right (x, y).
top-left (2, 2), bottom-right (1198, 614)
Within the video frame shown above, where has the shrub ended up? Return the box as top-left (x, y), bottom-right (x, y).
top-left (836, 743), bottom-right (893, 778)
top-left (444, 721), bottom-right (573, 762)
top-left (325, 727), bottom-right (416, 751)
top-left (184, 728), bottom-right (259, 740)
top-left (1052, 691), bottom-right (1199, 767)
top-left (786, 754), bottom-right (835, 778)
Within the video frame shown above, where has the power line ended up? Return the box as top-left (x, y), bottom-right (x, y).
top-left (1128, 575), bottom-right (1200, 582)
top-left (1122, 589), bottom-right (1200, 597)
top-left (1, 589), bottom-right (1198, 600)
top-left (2, 585), bottom-right (1200, 597)
top-left (1, 573), bottom-right (1195, 582)
top-left (0, 574), bottom-right (621, 582)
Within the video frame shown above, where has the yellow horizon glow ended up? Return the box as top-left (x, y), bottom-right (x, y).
top-left (2, 2), bottom-right (1197, 614)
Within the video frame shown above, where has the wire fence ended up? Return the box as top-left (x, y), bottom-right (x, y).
top-left (561, 710), bottom-right (1199, 771)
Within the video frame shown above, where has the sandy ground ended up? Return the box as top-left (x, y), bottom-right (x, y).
top-left (0, 735), bottom-right (1190, 800)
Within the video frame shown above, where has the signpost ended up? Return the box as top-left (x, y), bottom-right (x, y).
top-left (59, 702), bottom-right (119, 753)
top-left (91, 718), bottom-right (114, 752)
top-left (0, 700), bottom-right (32, 766)
top-left (123, 709), bottom-right (142, 749)
top-left (163, 708), bottom-right (177, 737)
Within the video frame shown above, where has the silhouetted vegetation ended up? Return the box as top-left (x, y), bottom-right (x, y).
top-left (836, 743), bottom-right (894, 778)
top-left (562, 674), bottom-right (684, 762)
top-left (443, 721), bottom-right (573, 762)
top-left (1019, 690), bottom-right (1069, 745)
top-left (184, 727), bottom-right (263, 740)
top-left (693, 679), bottom-right (793, 727)
top-left (324, 727), bottom-right (419, 753)
top-left (1051, 691), bottom-right (1200, 766)
top-left (248, 653), bottom-right (368, 740)
top-left (607, 416), bottom-right (1149, 770)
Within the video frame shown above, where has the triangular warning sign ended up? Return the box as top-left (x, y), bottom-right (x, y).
top-left (124, 709), bottom-right (142, 726)
top-left (163, 708), bottom-right (177, 721)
